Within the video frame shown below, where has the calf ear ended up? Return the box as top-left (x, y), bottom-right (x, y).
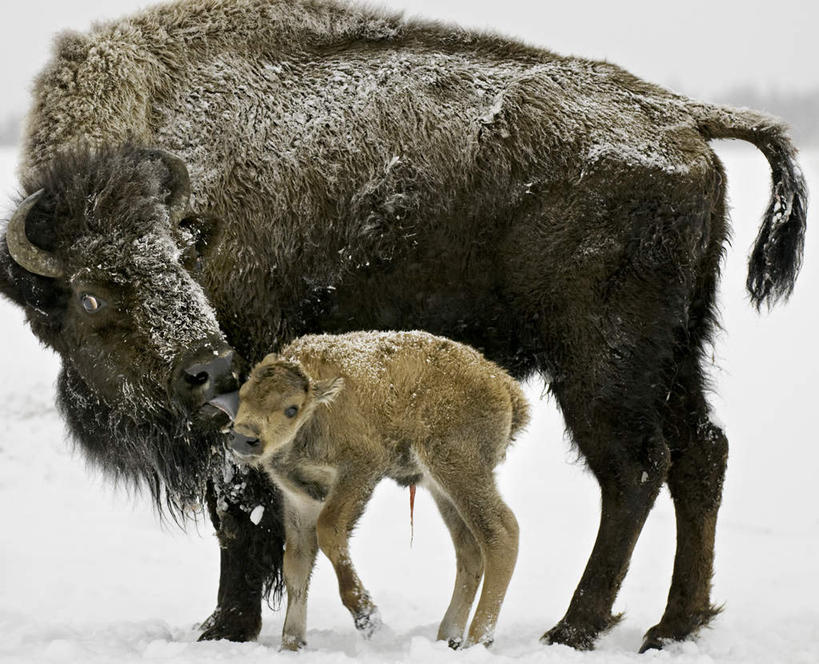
top-left (313, 377), bottom-right (344, 405)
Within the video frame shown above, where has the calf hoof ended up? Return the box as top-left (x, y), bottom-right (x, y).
top-left (436, 624), bottom-right (464, 649)
top-left (281, 634), bottom-right (307, 652)
top-left (354, 608), bottom-right (382, 638)
top-left (540, 614), bottom-right (621, 651)
top-left (463, 629), bottom-right (495, 649)
top-left (198, 606), bottom-right (262, 642)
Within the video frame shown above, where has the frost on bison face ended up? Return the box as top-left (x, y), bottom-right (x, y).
top-left (0, 144), bottom-right (243, 508)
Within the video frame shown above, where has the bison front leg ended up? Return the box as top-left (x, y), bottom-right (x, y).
top-left (199, 465), bottom-right (285, 642)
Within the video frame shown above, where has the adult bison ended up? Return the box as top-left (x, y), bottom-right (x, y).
top-left (0, 0), bottom-right (807, 652)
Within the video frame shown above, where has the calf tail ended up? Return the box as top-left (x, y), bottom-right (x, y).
top-left (693, 103), bottom-right (808, 309)
top-left (508, 382), bottom-right (531, 440)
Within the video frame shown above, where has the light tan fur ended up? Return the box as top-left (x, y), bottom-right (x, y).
top-left (231, 330), bottom-right (529, 649)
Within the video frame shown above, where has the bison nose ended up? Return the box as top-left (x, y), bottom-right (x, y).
top-left (173, 346), bottom-right (240, 408)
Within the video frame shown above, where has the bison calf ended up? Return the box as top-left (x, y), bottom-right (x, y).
top-left (228, 331), bottom-right (529, 650)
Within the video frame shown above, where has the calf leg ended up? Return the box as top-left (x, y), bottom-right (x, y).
top-left (427, 461), bottom-right (519, 647)
top-left (281, 501), bottom-right (320, 651)
top-left (641, 374), bottom-right (728, 651)
top-left (316, 472), bottom-right (380, 636)
top-left (464, 495), bottom-right (519, 647)
top-left (429, 487), bottom-right (484, 648)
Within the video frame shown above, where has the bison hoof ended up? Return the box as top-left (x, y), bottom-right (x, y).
top-left (198, 606), bottom-right (262, 642)
top-left (639, 606), bottom-right (722, 653)
top-left (353, 608), bottom-right (382, 638)
top-left (638, 631), bottom-right (667, 653)
top-left (541, 621), bottom-right (597, 650)
top-left (639, 622), bottom-right (680, 653)
top-left (541, 614), bottom-right (621, 651)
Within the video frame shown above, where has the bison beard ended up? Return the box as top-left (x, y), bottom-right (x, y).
top-left (0, 0), bottom-right (808, 652)
top-left (58, 363), bottom-right (286, 638)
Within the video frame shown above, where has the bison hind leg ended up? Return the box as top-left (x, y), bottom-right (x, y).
top-left (641, 224), bottom-right (729, 651)
top-left (641, 368), bottom-right (728, 652)
top-left (540, 421), bottom-right (670, 651)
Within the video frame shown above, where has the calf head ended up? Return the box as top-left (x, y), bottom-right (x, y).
top-left (231, 354), bottom-right (344, 462)
top-left (0, 143), bottom-right (241, 423)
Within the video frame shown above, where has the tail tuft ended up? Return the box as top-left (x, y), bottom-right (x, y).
top-left (746, 140), bottom-right (808, 308)
top-left (508, 383), bottom-right (531, 440)
top-left (694, 104), bottom-right (808, 308)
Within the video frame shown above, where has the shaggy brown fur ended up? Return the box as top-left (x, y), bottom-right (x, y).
top-left (0, 0), bottom-right (807, 651)
top-left (231, 331), bottom-right (528, 649)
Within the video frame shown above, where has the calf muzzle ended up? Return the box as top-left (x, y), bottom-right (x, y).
top-left (229, 431), bottom-right (262, 458)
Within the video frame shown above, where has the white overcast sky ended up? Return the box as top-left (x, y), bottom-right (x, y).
top-left (1, 0), bottom-right (817, 118)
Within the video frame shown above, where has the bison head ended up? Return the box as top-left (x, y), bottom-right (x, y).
top-left (0, 144), bottom-right (242, 426)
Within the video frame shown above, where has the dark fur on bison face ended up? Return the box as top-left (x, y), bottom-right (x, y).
top-left (0, 144), bottom-right (241, 423)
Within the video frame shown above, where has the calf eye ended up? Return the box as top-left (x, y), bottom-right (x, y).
top-left (81, 294), bottom-right (106, 314)
top-left (284, 406), bottom-right (298, 418)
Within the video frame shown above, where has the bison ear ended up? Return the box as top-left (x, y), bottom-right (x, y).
top-left (313, 377), bottom-right (344, 405)
top-left (144, 149), bottom-right (191, 223)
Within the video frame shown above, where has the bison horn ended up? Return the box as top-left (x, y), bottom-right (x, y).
top-left (148, 149), bottom-right (191, 223)
top-left (5, 189), bottom-right (64, 279)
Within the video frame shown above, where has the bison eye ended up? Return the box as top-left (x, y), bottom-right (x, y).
top-left (284, 406), bottom-right (298, 418)
top-left (80, 293), bottom-right (105, 314)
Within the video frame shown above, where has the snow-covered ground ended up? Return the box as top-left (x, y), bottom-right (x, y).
top-left (0, 144), bottom-right (817, 664)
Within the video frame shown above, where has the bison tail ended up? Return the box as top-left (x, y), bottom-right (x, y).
top-left (694, 103), bottom-right (808, 308)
